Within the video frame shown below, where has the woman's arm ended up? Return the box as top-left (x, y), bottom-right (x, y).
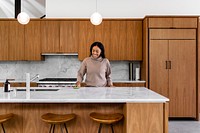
top-left (105, 59), bottom-right (113, 87)
top-left (77, 59), bottom-right (87, 87)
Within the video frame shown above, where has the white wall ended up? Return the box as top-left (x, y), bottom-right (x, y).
top-left (46, 0), bottom-right (200, 18)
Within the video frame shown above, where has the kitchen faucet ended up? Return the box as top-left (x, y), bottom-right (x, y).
top-left (26, 73), bottom-right (39, 88)
top-left (26, 73), bottom-right (39, 98)
top-left (30, 74), bottom-right (39, 81)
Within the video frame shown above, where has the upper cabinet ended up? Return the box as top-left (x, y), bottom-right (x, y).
top-left (0, 20), bottom-right (42, 61)
top-left (78, 20), bottom-right (95, 60)
top-left (24, 20), bottom-right (42, 61)
top-left (78, 19), bottom-right (143, 61)
top-left (41, 20), bottom-right (79, 54)
top-left (41, 20), bottom-right (60, 53)
top-left (126, 20), bottom-right (142, 60)
top-left (9, 21), bottom-right (25, 60)
top-left (148, 17), bottom-right (198, 28)
top-left (60, 21), bottom-right (79, 53)
top-left (0, 21), bottom-right (9, 60)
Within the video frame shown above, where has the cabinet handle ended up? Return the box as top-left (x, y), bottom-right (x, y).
top-left (168, 61), bottom-right (171, 69)
top-left (165, 61), bottom-right (171, 69)
top-left (165, 61), bottom-right (168, 69)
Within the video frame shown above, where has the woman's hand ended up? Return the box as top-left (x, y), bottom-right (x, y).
top-left (107, 84), bottom-right (114, 87)
top-left (76, 81), bottom-right (81, 88)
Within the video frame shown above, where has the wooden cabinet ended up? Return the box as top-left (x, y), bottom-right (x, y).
top-left (24, 20), bottom-right (42, 60)
top-left (60, 21), bottom-right (79, 53)
top-left (78, 20), bottom-right (95, 60)
top-left (110, 20), bottom-right (127, 60)
top-left (149, 38), bottom-right (196, 118)
top-left (0, 82), bottom-right (37, 88)
top-left (147, 17), bottom-right (198, 118)
top-left (41, 20), bottom-right (60, 53)
top-left (148, 17), bottom-right (197, 28)
top-left (0, 20), bottom-right (42, 61)
top-left (10, 82), bottom-right (37, 87)
top-left (9, 21), bottom-right (25, 60)
top-left (41, 20), bottom-right (80, 54)
top-left (150, 29), bottom-right (196, 40)
top-left (127, 20), bottom-right (142, 60)
top-left (113, 82), bottom-right (145, 87)
top-left (78, 19), bottom-right (142, 61)
top-left (95, 21), bottom-right (111, 59)
top-left (0, 21), bottom-right (9, 60)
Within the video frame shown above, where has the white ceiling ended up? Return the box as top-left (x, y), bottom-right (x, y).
top-left (46, 0), bottom-right (200, 18)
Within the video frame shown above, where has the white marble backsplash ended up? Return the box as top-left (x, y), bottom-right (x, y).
top-left (0, 56), bottom-right (140, 81)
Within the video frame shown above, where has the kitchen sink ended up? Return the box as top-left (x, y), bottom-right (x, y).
top-left (14, 87), bottom-right (60, 91)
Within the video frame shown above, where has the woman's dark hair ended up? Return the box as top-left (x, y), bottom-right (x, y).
top-left (90, 41), bottom-right (106, 58)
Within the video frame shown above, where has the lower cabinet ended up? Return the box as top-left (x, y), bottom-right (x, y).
top-left (113, 83), bottom-right (145, 87)
top-left (149, 39), bottom-right (196, 118)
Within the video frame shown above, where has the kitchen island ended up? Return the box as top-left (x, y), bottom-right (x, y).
top-left (0, 87), bottom-right (169, 133)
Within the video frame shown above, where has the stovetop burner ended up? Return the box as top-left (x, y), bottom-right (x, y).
top-left (39, 78), bottom-right (77, 82)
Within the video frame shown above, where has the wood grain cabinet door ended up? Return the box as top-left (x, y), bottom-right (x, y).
top-left (172, 18), bottom-right (197, 28)
top-left (41, 20), bottom-right (60, 53)
top-left (169, 40), bottom-right (196, 117)
top-left (149, 40), bottom-right (169, 98)
top-left (127, 20), bottom-right (142, 60)
top-left (149, 39), bottom-right (197, 118)
top-left (110, 20), bottom-right (127, 60)
top-left (149, 17), bottom-right (197, 28)
top-left (9, 21), bottom-right (25, 60)
top-left (149, 18), bottom-right (173, 28)
top-left (24, 20), bottom-right (42, 60)
top-left (60, 21), bottom-right (79, 53)
top-left (95, 21), bottom-right (111, 59)
top-left (0, 21), bottom-right (9, 60)
top-left (78, 20), bottom-right (95, 60)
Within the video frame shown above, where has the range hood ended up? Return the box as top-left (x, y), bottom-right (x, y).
top-left (41, 53), bottom-right (78, 56)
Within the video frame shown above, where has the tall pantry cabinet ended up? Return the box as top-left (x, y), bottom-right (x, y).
top-left (148, 17), bottom-right (198, 118)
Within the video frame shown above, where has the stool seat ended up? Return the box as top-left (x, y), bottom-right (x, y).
top-left (90, 112), bottom-right (123, 124)
top-left (0, 113), bottom-right (14, 133)
top-left (41, 113), bottom-right (76, 124)
top-left (90, 112), bottom-right (123, 133)
top-left (41, 113), bottom-right (76, 133)
top-left (0, 113), bottom-right (14, 123)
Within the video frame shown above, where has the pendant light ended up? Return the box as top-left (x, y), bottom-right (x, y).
top-left (17, 0), bottom-right (30, 25)
top-left (17, 12), bottom-right (30, 25)
top-left (90, 0), bottom-right (102, 25)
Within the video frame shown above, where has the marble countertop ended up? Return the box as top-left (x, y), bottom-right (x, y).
top-left (0, 87), bottom-right (169, 103)
top-left (0, 79), bottom-right (146, 84)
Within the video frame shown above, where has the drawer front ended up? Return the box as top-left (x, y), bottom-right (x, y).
top-left (150, 29), bottom-right (196, 40)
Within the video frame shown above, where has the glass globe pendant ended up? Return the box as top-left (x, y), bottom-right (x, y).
top-left (17, 12), bottom-right (30, 25)
top-left (90, 12), bottom-right (102, 25)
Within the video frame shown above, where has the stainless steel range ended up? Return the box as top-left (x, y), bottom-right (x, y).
top-left (37, 78), bottom-right (77, 87)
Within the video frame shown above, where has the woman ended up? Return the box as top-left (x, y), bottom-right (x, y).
top-left (76, 42), bottom-right (113, 87)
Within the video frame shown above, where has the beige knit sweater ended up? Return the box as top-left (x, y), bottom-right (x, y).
top-left (77, 56), bottom-right (113, 87)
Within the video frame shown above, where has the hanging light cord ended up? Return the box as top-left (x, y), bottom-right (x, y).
top-left (96, 0), bottom-right (97, 12)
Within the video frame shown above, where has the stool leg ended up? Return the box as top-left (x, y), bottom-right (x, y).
top-left (64, 123), bottom-right (68, 133)
top-left (98, 123), bottom-right (102, 133)
top-left (110, 124), bottom-right (114, 133)
top-left (60, 124), bottom-right (63, 133)
top-left (52, 124), bottom-right (55, 133)
top-left (1, 123), bottom-right (5, 133)
top-left (49, 124), bottom-right (53, 133)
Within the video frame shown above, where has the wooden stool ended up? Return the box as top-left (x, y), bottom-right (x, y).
top-left (90, 112), bottom-right (123, 133)
top-left (0, 113), bottom-right (14, 133)
top-left (41, 113), bottom-right (76, 133)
